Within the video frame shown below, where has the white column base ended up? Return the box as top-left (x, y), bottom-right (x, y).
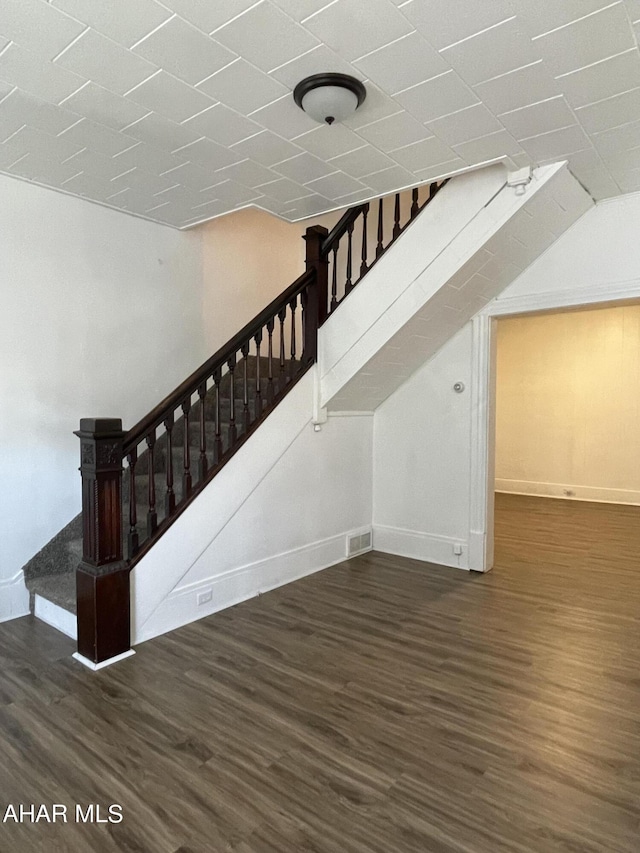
top-left (72, 649), bottom-right (136, 671)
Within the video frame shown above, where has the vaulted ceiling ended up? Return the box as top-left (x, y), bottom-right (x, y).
top-left (1, 0), bottom-right (639, 228)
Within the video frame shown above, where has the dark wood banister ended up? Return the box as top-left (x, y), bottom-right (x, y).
top-left (75, 180), bottom-right (449, 666)
top-left (321, 203), bottom-right (369, 255)
top-left (124, 268), bottom-right (315, 454)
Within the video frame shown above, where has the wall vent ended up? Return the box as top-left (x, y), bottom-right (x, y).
top-left (347, 529), bottom-right (373, 557)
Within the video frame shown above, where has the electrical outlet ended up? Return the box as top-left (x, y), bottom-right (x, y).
top-left (197, 588), bottom-right (213, 606)
top-left (453, 543), bottom-right (463, 556)
top-left (563, 489), bottom-right (575, 497)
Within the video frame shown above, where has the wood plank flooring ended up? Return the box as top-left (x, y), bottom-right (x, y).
top-left (1, 493), bottom-right (640, 852)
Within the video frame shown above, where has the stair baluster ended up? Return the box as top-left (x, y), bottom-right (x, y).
top-left (254, 329), bottom-right (263, 416)
top-left (127, 448), bottom-right (138, 559)
top-left (393, 193), bottom-right (401, 239)
top-left (164, 413), bottom-right (176, 515)
top-left (411, 187), bottom-right (419, 219)
top-left (228, 354), bottom-right (237, 446)
top-left (197, 382), bottom-right (208, 482)
top-left (213, 368), bottom-right (222, 464)
top-left (360, 203), bottom-right (369, 278)
top-left (345, 222), bottom-right (353, 295)
top-left (146, 431), bottom-right (157, 537)
top-left (181, 400), bottom-right (192, 498)
top-left (376, 197), bottom-right (384, 258)
top-left (241, 343), bottom-right (250, 432)
top-left (266, 318), bottom-right (274, 404)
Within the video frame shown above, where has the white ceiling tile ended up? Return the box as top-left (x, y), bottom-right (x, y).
top-left (257, 176), bottom-right (314, 201)
top-left (575, 87), bottom-right (640, 134)
top-left (60, 172), bottom-right (127, 200)
top-left (558, 50), bottom-right (640, 109)
top-left (281, 193), bottom-right (335, 218)
top-left (0, 43), bottom-right (86, 104)
top-left (474, 61), bottom-right (561, 114)
top-left (215, 2), bottom-right (319, 73)
top-left (357, 111), bottom-right (429, 152)
top-left (533, 3), bottom-right (635, 78)
top-left (517, 0), bottom-right (618, 38)
top-left (212, 158), bottom-right (277, 187)
top-left (108, 167), bottom-right (179, 195)
top-left (426, 104), bottom-right (503, 146)
top-left (343, 83), bottom-right (403, 129)
top-left (396, 71), bottom-right (479, 123)
top-left (63, 147), bottom-right (133, 180)
top-left (51, 0), bottom-right (172, 49)
top-left (293, 124), bottom-right (364, 159)
top-left (519, 124), bottom-right (592, 160)
top-left (303, 0), bottom-right (412, 61)
top-left (54, 28), bottom-right (158, 96)
top-left (592, 117), bottom-right (640, 156)
top-left (304, 170), bottom-right (366, 198)
top-left (0, 0), bottom-right (87, 62)
top-left (126, 70), bottom-right (214, 123)
top-left (182, 103), bottom-right (261, 146)
top-left (270, 0), bottom-right (336, 23)
top-left (249, 93), bottom-right (318, 138)
top-left (133, 17), bottom-right (237, 85)
top-left (198, 179), bottom-right (261, 204)
top-left (273, 151), bottom-right (336, 182)
top-left (112, 141), bottom-right (187, 175)
top-left (597, 144), bottom-right (640, 170)
top-left (389, 136), bottom-right (457, 172)
top-left (2, 124), bottom-right (84, 163)
top-left (196, 59), bottom-right (288, 114)
top-left (158, 0), bottom-right (260, 35)
top-left (8, 152), bottom-right (80, 185)
top-left (120, 111), bottom-right (200, 152)
top-left (328, 145), bottom-right (395, 177)
top-left (60, 81), bottom-right (148, 131)
top-left (401, 0), bottom-right (514, 51)
top-left (269, 44), bottom-right (359, 89)
top-left (58, 117), bottom-right (138, 156)
top-left (170, 136), bottom-right (241, 170)
top-left (0, 88), bottom-right (80, 136)
top-left (453, 129), bottom-right (523, 162)
top-left (354, 32), bottom-right (448, 96)
top-left (413, 157), bottom-right (467, 181)
top-left (441, 18), bottom-right (538, 87)
top-left (499, 96), bottom-right (577, 140)
top-left (359, 164), bottom-right (415, 193)
top-left (230, 129), bottom-right (303, 165)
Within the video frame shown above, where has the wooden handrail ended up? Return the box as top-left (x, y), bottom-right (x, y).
top-left (124, 268), bottom-right (315, 453)
top-left (321, 203), bottom-right (368, 255)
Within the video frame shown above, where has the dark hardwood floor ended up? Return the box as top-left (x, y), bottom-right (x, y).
top-left (1, 493), bottom-right (640, 852)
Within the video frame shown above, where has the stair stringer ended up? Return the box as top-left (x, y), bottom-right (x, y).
top-left (319, 161), bottom-right (593, 412)
top-left (131, 368), bottom-right (373, 643)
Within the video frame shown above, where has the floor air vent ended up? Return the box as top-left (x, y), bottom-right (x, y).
top-left (347, 530), bottom-right (372, 557)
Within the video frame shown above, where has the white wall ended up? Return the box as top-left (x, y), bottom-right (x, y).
top-left (0, 176), bottom-right (205, 617)
top-left (371, 191), bottom-right (640, 572)
top-left (133, 370), bottom-right (373, 642)
top-left (495, 305), bottom-right (640, 504)
top-left (373, 326), bottom-right (473, 569)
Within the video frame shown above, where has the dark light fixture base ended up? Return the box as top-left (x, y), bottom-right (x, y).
top-left (293, 73), bottom-right (367, 116)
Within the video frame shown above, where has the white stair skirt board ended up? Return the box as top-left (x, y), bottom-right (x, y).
top-left (72, 650), bottom-right (136, 671)
top-left (495, 479), bottom-right (640, 506)
top-left (34, 595), bottom-right (77, 640)
top-left (0, 572), bottom-right (30, 623)
top-left (137, 530), bottom-right (369, 644)
top-left (373, 525), bottom-right (469, 571)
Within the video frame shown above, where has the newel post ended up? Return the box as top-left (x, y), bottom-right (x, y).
top-left (74, 418), bottom-right (133, 669)
top-left (304, 224), bottom-right (329, 325)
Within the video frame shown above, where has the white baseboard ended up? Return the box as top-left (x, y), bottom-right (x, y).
top-left (373, 525), bottom-right (469, 570)
top-left (495, 479), bottom-right (640, 506)
top-left (34, 594), bottom-right (77, 639)
top-left (0, 572), bottom-right (30, 623)
top-left (73, 650), bottom-right (135, 671)
top-left (136, 531), bottom-right (364, 644)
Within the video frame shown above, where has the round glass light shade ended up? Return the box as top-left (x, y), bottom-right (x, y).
top-left (301, 85), bottom-right (359, 125)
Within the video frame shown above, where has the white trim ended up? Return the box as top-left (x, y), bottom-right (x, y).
top-left (72, 650), bottom-right (136, 671)
top-left (485, 279), bottom-right (640, 318)
top-left (327, 410), bottom-right (375, 417)
top-left (136, 530), bottom-right (363, 644)
top-left (373, 524), bottom-right (469, 570)
top-left (496, 479), bottom-right (640, 505)
top-left (34, 595), bottom-right (77, 640)
top-left (0, 571), bottom-right (30, 623)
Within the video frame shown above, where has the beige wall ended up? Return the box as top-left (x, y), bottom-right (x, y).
top-left (495, 304), bottom-right (640, 504)
top-left (201, 207), bottom-right (340, 350)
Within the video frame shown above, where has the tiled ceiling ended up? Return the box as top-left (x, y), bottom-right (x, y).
top-left (1, 0), bottom-right (640, 228)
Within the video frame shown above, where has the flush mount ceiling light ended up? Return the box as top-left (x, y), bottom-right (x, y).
top-left (293, 73), bottom-right (366, 126)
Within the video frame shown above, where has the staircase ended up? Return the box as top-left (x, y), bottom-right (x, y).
top-left (19, 163), bottom-right (593, 666)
